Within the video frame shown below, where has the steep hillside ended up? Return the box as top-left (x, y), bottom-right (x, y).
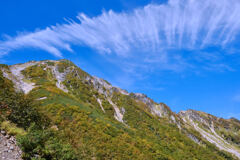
top-left (0, 59), bottom-right (239, 159)
top-left (179, 110), bottom-right (240, 158)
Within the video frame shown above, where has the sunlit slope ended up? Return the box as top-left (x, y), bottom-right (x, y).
top-left (0, 60), bottom-right (239, 159)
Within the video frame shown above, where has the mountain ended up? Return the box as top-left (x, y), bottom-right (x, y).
top-left (0, 59), bottom-right (240, 160)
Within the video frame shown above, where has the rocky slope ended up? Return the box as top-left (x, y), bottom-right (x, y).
top-left (179, 110), bottom-right (240, 159)
top-left (0, 59), bottom-right (240, 159)
top-left (0, 130), bottom-right (22, 160)
top-left (0, 60), bottom-right (182, 125)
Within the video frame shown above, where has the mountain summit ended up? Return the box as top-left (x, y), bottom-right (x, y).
top-left (0, 59), bottom-right (240, 159)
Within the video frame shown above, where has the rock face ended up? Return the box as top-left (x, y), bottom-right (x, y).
top-left (97, 98), bottom-right (105, 113)
top-left (90, 76), bottom-right (129, 97)
top-left (0, 130), bottom-right (22, 160)
top-left (132, 93), bottom-right (175, 120)
top-left (107, 98), bottom-right (125, 123)
top-left (179, 110), bottom-right (240, 159)
top-left (2, 62), bottom-right (37, 94)
top-left (50, 64), bottom-right (70, 93)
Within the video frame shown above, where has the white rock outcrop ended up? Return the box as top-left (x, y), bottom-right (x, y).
top-left (180, 110), bottom-right (240, 159)
top-left (97, 98), bottom-right (105, 113)
top-left (0, 130), bottom-right (22, 160)
top-left (107, 98), bottom-right (125, 123)
top-left (2, 62), bottom-right (37, 94)
top-left (50, 66), bottom-right (69, 93)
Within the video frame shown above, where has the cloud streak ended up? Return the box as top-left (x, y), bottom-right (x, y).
top-left (1, 0), bottom-right (240, 59)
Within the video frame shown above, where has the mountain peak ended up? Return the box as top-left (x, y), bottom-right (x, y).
top-left (1, 60), bottom-right (240, 159)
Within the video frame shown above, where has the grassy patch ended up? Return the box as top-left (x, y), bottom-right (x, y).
top-left (0, 121), bottom-right (26, 136)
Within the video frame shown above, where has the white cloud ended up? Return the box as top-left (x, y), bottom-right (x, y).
top-left (0, 0), bottom-right (240, 61)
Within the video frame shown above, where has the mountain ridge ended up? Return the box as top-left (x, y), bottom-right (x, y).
top-left (1, 59), bottom-right (240, 159)
top-left (5, 59), bottom-right (236, 119)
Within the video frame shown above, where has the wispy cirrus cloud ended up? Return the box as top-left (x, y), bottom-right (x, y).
top-left (0, 0), bottom-right (240, 71)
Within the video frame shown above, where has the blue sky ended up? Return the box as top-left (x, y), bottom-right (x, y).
top-left (1, 0), bottom-right (240, 119)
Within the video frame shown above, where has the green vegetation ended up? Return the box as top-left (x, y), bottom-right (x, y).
top-left (190, 111), bottom-right (240, 146)
top-left (0, 121), bottom-right (26, 136)
top-left (18, 124), bottom-right (77, 160)
top-left (0, 60), bottom-right (238, 160)
top-left (0, 68), bottom-right (77, 160)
